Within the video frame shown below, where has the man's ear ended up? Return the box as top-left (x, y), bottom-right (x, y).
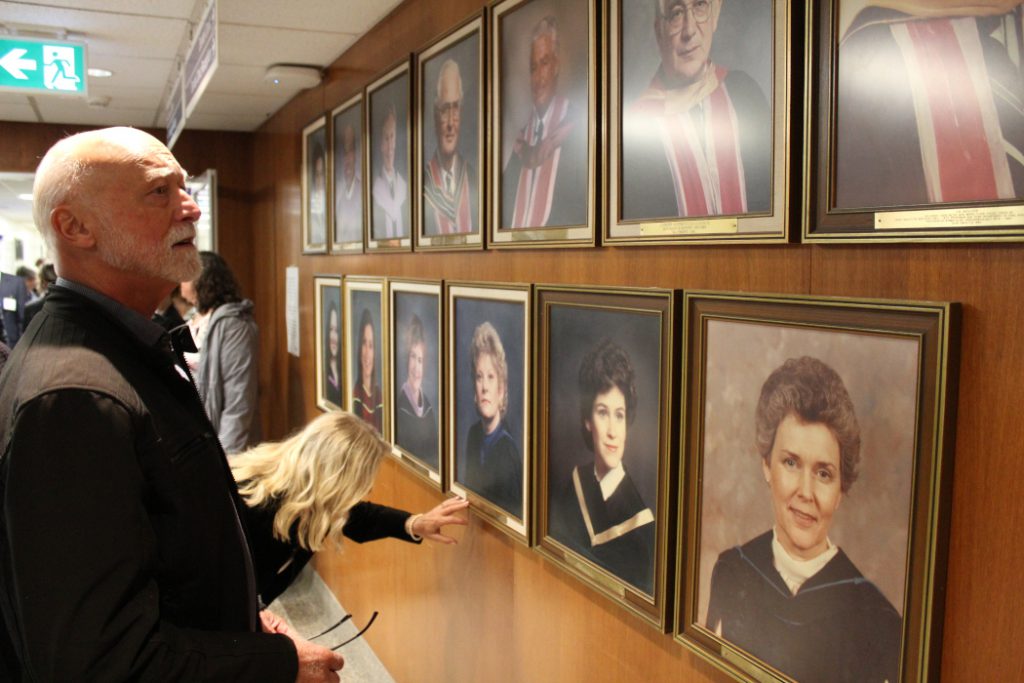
top-left (50, 205), bottom-right (96, 249)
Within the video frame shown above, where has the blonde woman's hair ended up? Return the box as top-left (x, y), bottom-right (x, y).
top-left (231, 411), bottom-right (390, 552)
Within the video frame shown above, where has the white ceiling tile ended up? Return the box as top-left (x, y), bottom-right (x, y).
top-left (11, 0), bottom-right (195, 20)
top-left (218, 0), bottom-right (398, 35)
top-left (0, 2), bottom-right (187, 58)
top-left (184, 110), bottom-right (269, 131)
top-left (217, 24), bottom-right (356, 68)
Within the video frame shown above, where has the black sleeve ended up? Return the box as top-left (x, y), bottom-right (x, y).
top-left (342, 501), bottom-right (418, 544)
top-left (705, 552), bottom-right (732, 634)
top-left (1, 391), bottom-right (297, 682)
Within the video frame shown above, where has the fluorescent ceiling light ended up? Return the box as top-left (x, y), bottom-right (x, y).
top-left (87, 67), bottom-right (113, 78)
top-left (17, 194), bottom-right (33, 201)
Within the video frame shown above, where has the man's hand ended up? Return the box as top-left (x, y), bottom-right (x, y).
top-left (261, 610), bottom-right (345, 682)
top-left (410, 497), bottom-right (469, 544)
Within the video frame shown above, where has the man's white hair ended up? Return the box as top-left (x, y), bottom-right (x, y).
top-left (531, 15), bottom-right (560, 53)
top-left (435, 59), bottom-right (463, 107)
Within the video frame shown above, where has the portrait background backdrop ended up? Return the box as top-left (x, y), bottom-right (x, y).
top-left (697, 319), bottom-right (917, 625)
top-left (453, 297), bottom-right (526, 490)
top-left (546, 305), bottom-right (662, 516)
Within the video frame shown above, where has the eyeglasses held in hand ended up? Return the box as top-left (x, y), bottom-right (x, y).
top-left (308, 611), bottom-right (379, 650)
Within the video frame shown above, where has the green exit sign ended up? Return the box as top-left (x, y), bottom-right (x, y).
top-left (0, 37), bottom-right (87, 95)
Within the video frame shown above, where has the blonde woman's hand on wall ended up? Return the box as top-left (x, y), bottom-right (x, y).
top-left (410, 497), bottom-right (469, 544)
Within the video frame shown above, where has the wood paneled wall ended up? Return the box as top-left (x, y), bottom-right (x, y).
top-left (250, 1), bottom-right (1024, 681)
top-left (4, 0), bottom-right (1024, 680)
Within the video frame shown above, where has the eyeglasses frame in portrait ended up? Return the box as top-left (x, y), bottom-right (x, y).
top-left (329, 93), bottom-right (367, 254)
top-left (365, 58), bottom-right (415, 254)
top-left (804, 2), bottom-right (1024, 243)
top-left (675, 291), bottom-right (961, 683)
top-left (606, 0), bottom-right (794, 245)
top-left (489, 0), bottom-right (599, 249)
top-left (314, 274), bottom-right (344, 412)
top-left (445, 280), bottom-right (533, 545)
top-left (414, 12), bottom-right (487, 252)
top-left (302, 114), bottom-right (330, 254)
top-left (388, 278), bottom-right (445, 489)
top-left (533, 284), bottom-right (678, 631)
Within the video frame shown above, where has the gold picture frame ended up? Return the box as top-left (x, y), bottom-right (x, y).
top-left (415, 13), bottom-right (486, 251)
top-left (389, 278), bottom-right (445, 489)
top-left (489, 0), bottom-right (598, 248)
top-left (314, 274), bottom-right (343, 412)
top-left (534, 284), bottom-right (677, 631)
top-left (606, 0), bottom-right (794, 245)
top-left (302, 115), bottom-right (330, 254)
top-left (366, 59), bottom-right (414, 253)
top-left (676, 291), bottom-right (961, 682)
top-left (343, 275), bottom-right (388, 437)
top-left (330, 93), bottom-right (366, 253)
top-left (445, 280), bottom-right (532, 543)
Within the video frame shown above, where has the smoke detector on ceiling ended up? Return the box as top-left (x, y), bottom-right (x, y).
top-left (264, 64), bottom-right (322, 89)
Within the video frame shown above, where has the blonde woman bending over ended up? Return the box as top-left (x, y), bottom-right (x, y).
top-left (232, 411), bottom-right (468, 605)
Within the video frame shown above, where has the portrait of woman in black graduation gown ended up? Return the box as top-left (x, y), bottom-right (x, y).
top-left (550, 339), bottom-right (655, 595)
top-left (705, 356), bottom-right (902, 683)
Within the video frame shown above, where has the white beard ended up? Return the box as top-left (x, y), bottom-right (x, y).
top-left (96, 221), bottom-right (201, 284)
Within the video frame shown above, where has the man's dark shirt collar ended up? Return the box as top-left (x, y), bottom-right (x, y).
top-left (55, 276), bottom-right (167, 348)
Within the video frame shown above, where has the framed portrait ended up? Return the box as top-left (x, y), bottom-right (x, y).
top-left (415, 14), bottom-right (485, 251)
top-left (607, 0), bottom-right (794, 244)
top-left (806, 2), bottom-right (1024, 242)
top-left (676, 292), bottom-right (961, 683)
top-left (366, 59), bottom-right (414, 253)
top-left (535, 285), bottom-right (677, 630)
top-left (343, 276), bottom-right (387, 436)
top-left (314, 275), bottom-right (343, 412)
top-left (446, 281), bottom-right (532, 543)
top-left (389, 278), bottom-right (444, 488)
top-left (302, 115), bottom-right (329, 254)
top-left (490, 0), bottom-right (597, 248)
top-left (330, 94), bottom-right (365, 253)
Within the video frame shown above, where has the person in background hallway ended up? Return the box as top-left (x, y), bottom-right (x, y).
top-left (0, 271), bottom-right (31, 347)
top-left (152, 284), bottom-right (187, 332)
top-left (181, 251), bottom-right (261, 455)
top-left (0, 126), bottom-right (341, 681)
top-left (232, 411), bottom-right (468, 605)
top-left (16, 267), bottom-right (38, 301)
top-left (22, 263), bottom-right (56, 330)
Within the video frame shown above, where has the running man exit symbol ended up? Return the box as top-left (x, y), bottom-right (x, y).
top-left (44, 46), bottom-right (80, 91)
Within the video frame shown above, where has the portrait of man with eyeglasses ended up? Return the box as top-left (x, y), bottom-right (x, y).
top-left (422, 45), bottom-right (480, 236)
top-left (620, 0), bottom-right (772, 221)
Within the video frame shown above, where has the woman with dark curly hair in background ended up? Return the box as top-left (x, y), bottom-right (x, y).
top-left (181, 251), bottom-right (260, 455)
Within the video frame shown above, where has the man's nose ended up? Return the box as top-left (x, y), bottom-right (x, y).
top-left (178, 188), bottom-right (201, 222)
